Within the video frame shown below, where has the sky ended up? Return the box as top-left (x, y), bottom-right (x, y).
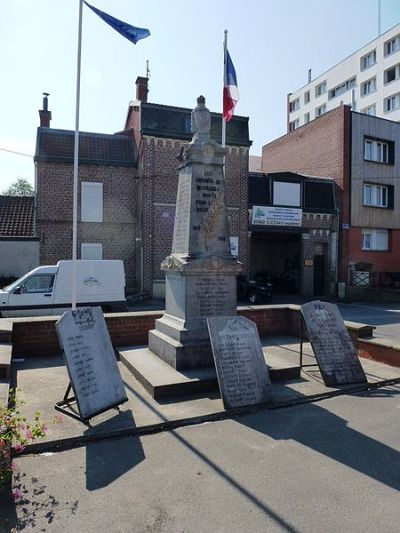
top-left (0, 0), bottom-right (399, 191)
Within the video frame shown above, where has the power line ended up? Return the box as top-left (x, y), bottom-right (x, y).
top-left (0, 147), bottom-right (33, 158)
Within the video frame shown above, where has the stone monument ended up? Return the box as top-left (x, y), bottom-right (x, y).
top-left (148, 96), bottom-right (241, 370)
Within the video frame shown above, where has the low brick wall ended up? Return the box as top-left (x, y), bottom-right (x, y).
top-left (7, 305), bottom-right (380, 363)
top-left (358, 339), bottom-right (400, 368)
top-left (10, 307), bottom-right (303, 358)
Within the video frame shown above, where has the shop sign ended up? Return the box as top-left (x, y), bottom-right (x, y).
top-left (251, 206), bottom-right (302, 227)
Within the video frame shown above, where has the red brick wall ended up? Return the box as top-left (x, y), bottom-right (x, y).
top-left (348, 228), bottom-right (400, 272)
top-left (262, 105), bottom-right (351, 281)
top-left (10, 308), bottom-right (398, 368)
top-left (36, 162), bottom-right (138, 286)
top-left (127, 104), bottom-right (250, 295)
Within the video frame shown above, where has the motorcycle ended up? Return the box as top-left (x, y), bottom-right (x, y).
top-left (237, 273), bottom-right (273, 304)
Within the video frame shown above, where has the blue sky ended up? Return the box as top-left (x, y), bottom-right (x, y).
top-left (0, 0), bottom-right (399, 191)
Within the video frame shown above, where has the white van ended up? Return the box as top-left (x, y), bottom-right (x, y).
top-left (0, 260), bottom-right (127, 318)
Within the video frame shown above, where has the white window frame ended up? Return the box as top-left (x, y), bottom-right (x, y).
top-left (289, 118), bottom-right (299, 131)
top-left (361, 77), bottom-right (376, 96)
top-left (304, 91), bottom-right (310, 104)
top-left (329, 77), bottom-right (356, 99)
top-left (289, 98), bottom-right (300, 112)
top-left (360, 50), bottom-right (376, 70)
top-left (315, 81), bottom-right (327, 98)
top-left (384, 64), bottom-right (400, 84)
top-left (315, 104), bottom-right (326, 117)
top-left (362, 229), bottom-right (389, 251)
top-left (81, 181), bottom-right (103, 222)
top-left (364, 139), bottom-right (390, 163)
top-left (384, 93), bottom-right (400, 113)
top-left (273, 181), bottom-right (301, 207)
top-left (360, 104), bottom-right (376, 116)
top-left (81, 242), bottom-right (103, 260)
top-left (363, 183), bottom-right (388, 207)
top-left (384, 34), bottom-right (400, 56)
top-left (304, 112), bottom-right (310, 124)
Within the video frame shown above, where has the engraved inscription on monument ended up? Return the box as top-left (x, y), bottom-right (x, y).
top-left (56, 307), bottom-right (128, 420)
top-left (194, 277), bottom-right (231, 316)
top-left (208, 316), bottom-right (272, 409)
top-left (301, 300), bottom-right (367, 386)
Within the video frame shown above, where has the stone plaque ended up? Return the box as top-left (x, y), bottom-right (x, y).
top-left (207, 316), bottom-right (272, 409)
top-left (56, 307), bottom-right (127, 420)
top-left (301, 301), bottom-right (367, 386)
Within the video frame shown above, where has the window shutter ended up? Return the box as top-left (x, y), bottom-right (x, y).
top-left (387, 185), bottom-right (394, 208)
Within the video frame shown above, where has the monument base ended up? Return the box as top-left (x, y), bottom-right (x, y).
top-left (119, 346), bottom-right (301, 401)
top-left (148, 313), bottom-right (214, 369)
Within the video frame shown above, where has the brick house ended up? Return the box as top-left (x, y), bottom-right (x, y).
top-left (34, 84), bottom-right (251, 297)
top-left (262, 105), bottom-right (400, 294)
top-left (125, 77), bottom-right (251, 297)
top-left (0, 196), bottom-right (39, 280)
top-left (34, 99), bottom-right (138, 287)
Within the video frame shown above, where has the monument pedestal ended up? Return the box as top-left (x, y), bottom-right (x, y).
top-left (149, 255), bottom-right (240, 369)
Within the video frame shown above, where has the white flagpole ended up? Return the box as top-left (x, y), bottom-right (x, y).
top-left (72, 0), bottom-right (83, 310)
top-left (222, 29), bottom-right (228, 148)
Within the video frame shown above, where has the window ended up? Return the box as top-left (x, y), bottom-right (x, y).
top-left (360, 50), bottom-right (376, 70)
top-left (304, 91), bottom-right (310, 104)
top-left (329, 77), bottom-right (356, 99)
top-left (21, 275), bottom-right (55, 294)
top-left (360, 104), bottom-right (376, 116)
top-left (289, 98), bottom-right (300, 112)
top-left (81, 243), bottom-right (103, 259)
top-left (384, 64), bottom-right (400, 84)
top-left (384, 93), bottom-right (400, 113)
top-left (363, 184), bottom-right (388, 207)
top-left (304, 112), bottom-right (310, 123)
top-left (384, 34), bottom-right (400, 56)
top-left (273, 181), bottom-right (301, 206)
top-left (361, 77), bottom-right (376, 96)
top-left (289, 119), bottom-right (299, 131)
top-left (364, 137), bottom-right (393, 164)
top-left (315, 104), bottom-right (326, 117)
top-left (315, 81), bottom-right (327, 97)
top-left (362, 229), bottom-right (389, 251)
top-left (81, 182), bottom-right (103, 222)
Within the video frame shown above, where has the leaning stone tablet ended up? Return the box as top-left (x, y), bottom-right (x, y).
top-left (56, 306), bottom-right (127, 421)
top-left (208, 316), bottom-right (272, 409)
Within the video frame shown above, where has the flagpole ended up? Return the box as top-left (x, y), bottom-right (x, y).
top-left (72, 0), bottom-right (83, 310)
top-left (222, 29), bottom-right (228, 148)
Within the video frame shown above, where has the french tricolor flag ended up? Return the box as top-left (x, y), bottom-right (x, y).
top-left (223, 49), bottom-right (239, 122)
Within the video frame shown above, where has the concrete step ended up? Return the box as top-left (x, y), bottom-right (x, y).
top-left (0, 343), bottom-right (12, 379)
top-left (0, 379), bottom-right (10, 406)
top-left (119, 346), bottom-right (300, 401)
top-left (0, 319), bottom-right (12, 343)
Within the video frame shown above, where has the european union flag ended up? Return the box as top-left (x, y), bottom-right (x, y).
top-left (83, 1), bottom-right (150, 44)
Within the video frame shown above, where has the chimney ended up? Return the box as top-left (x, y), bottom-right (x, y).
top-left (135, 77), bottom-right (149, 102)
top-left (39, 92), bottom-right (52, 127)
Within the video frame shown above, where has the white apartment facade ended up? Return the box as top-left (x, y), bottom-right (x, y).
top-left (287, 23), bottom-right (400, 131)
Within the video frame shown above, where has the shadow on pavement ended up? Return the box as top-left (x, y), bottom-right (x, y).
top-left (84, 409), bottom-right (145, 491)
top-left (238, 386), bottom-right (400, 492)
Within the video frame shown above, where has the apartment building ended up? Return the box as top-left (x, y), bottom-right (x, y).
top-left (287, 23), bottom-right (400, 132)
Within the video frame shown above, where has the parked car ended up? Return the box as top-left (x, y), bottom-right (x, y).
top-left (237, 273), bottom-right (272, 304)
top-left (0, 260), bottom-right (127, 317)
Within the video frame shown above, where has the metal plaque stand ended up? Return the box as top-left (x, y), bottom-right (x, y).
top-left (55, 381), bottom-right (126, 425)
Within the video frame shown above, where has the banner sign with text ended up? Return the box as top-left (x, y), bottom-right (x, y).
top-left (251, 206), bottom-right (302, 227)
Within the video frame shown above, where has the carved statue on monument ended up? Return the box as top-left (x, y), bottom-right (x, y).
top-left (191, 95), bottom-right (211, 142)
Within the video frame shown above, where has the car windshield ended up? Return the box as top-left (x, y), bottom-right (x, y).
top-left (2, 274), bottom-right (30, 292)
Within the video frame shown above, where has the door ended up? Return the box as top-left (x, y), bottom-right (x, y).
top-left (6, 274), bottom-right (55, 317)
top-left (313, 255), bottom-right (325, 296)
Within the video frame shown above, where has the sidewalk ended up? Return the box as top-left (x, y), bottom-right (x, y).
top-left (13, 336), bottom-right (400, 454)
